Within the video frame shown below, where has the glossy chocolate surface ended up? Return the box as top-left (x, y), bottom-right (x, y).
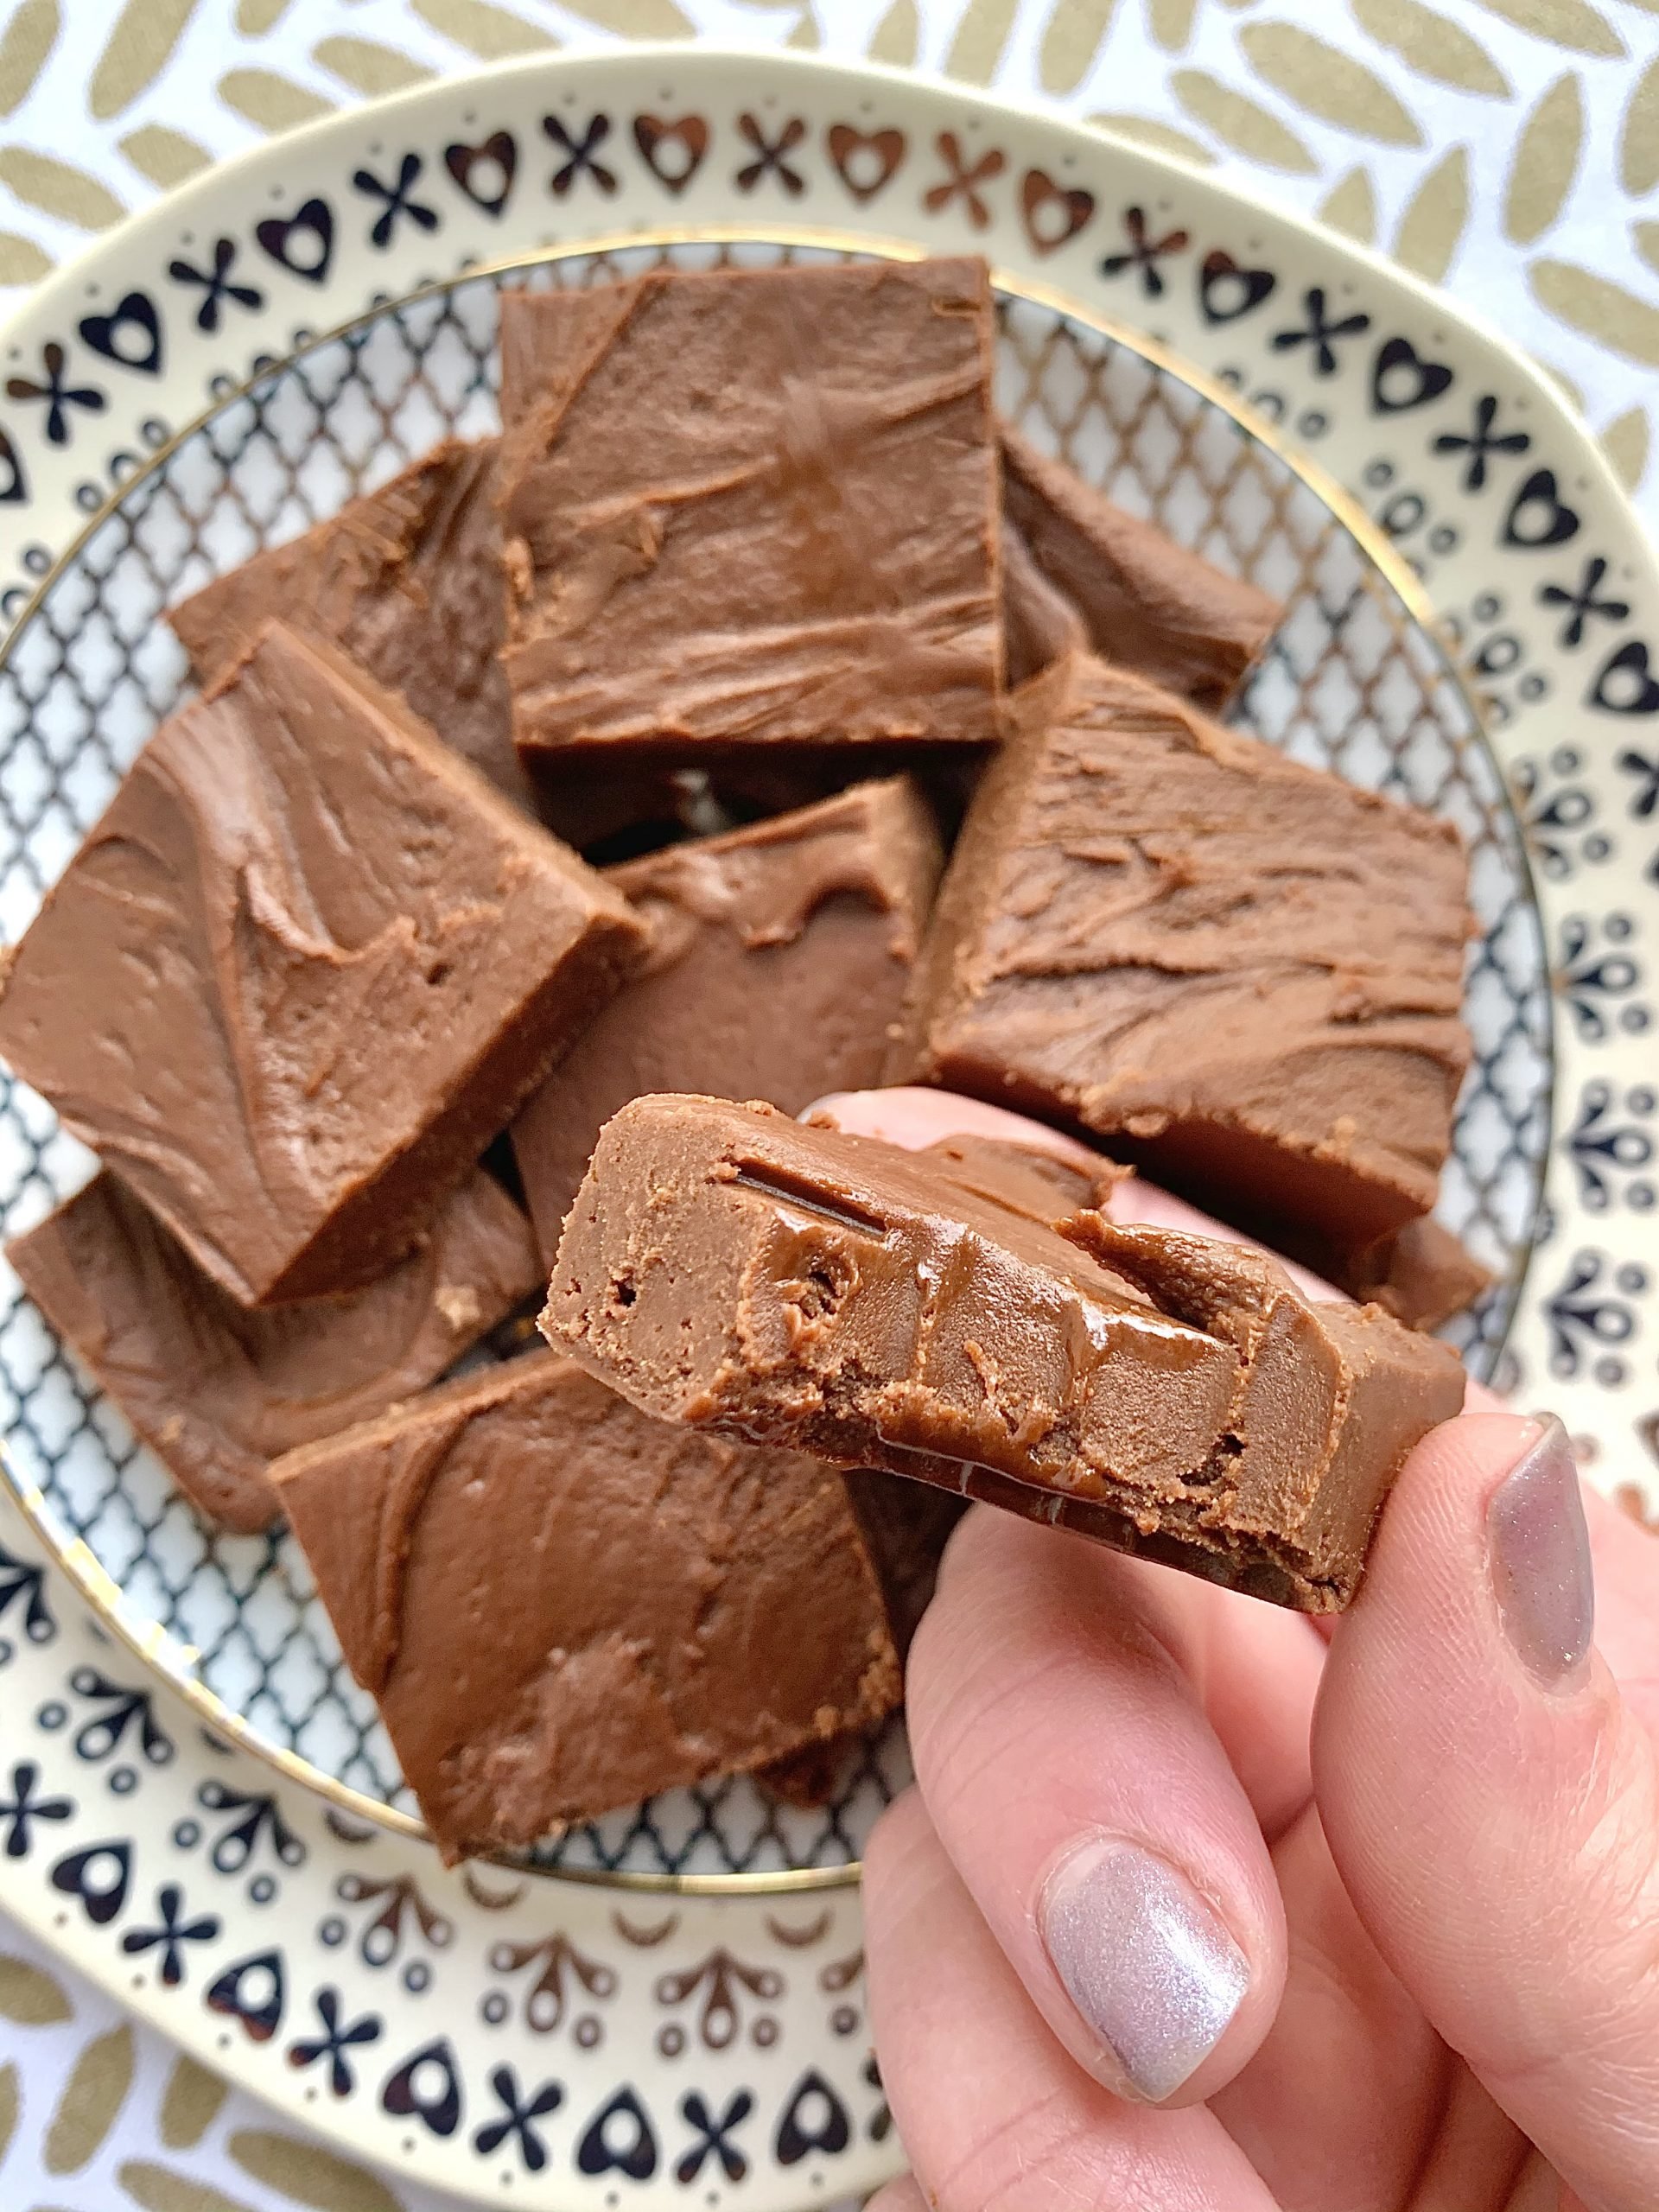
top-left (545, 1096), bottom-right (1465, 1610)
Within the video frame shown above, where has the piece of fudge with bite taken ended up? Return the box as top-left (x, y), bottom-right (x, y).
top-left (543, 1095), bottom-right (1465, 1612)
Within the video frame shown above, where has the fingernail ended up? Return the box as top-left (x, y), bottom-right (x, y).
top-left (1488, 1415), bottom-right (1595, 1686)
top-left (1039, 1837), bottom-right (1249, 2101)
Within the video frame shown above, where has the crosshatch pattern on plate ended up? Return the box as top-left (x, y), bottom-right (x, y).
top-left (0, 238), bottom-right (1550, 1875)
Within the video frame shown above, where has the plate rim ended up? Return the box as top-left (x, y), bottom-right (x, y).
top-left (0, 40), bottom-right (1647, 569)
top-left (0, 41), bottom-right (1650, 2210)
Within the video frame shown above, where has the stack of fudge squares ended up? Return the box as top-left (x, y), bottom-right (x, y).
top-left (0, 257), bottom-right (1472, 1864)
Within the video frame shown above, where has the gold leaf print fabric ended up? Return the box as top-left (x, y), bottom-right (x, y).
top-left (89, 0), bottom-right (200, 120)
top-left (118, 121), bottom-right (212, 184)
top-left (407, 0), bottom-right (557, 55)
top-left (1040, 0), bottom-right (1118, 91)
top-left (1350, 0), bottom-right (1512, 98)
top-left (1169, 66), bottom-right (1318, 170)
top-left (0, 0), bottom-right (58, 118)
top-left (311, 33), bottom-right (434, 92)
top-left (157, 2057), bottom-right (228, 2152)
top-left (1237, 21), bottom-right (1426, 145)
top-left (43, 2022), bottom-right (134, 2174)
top-left (1471, 0), bottom-right (1627, 56)
top-left (1505, 70), bottom-right (1584, 243)
top-left (870, 0), bottom-right (920, 67)
top-left (1624, 51), bottom-right (1659, 192)
top-left (1318, 163), bottom-right (1379, 241)
top-left (944, 0), bottom-right (1020, 83)
top-left (1395, 142), bottom-right (1469, 281)
top-left (227, 2130), bottom-right (404, 2211)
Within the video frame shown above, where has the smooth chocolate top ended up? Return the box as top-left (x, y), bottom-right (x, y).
top-left (273, 1351), bottom-right (902, 1859)
top-left (169, 439), bottom-right (536, 812)
top-left (544, 1095), bottom-right (1465, 1610)
top-left (999, 423), bottom-right (1281, 710)
top-left (496, 259), bottom-right (1001, 758)
top-left (893, 653), bottom-right (1473, 1252)
top-left (0, 622), bottom-right (646, 1306)
top-left (8, 1166), bottom-right (540, 1533)
top-left (511, 778), bottom-right (943, 1259)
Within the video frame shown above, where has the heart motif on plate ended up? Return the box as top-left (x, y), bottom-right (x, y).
top-left (0, 427), bottom-right (28, 504)
top-left (1020, 168), bottom-right (1094, 257)
top-left (443, 132), bottom-right (517, 216)
top-left (1590, 639), bottom-right (1659, 716)
top-left (1370, 334), bottom-right (1454, 415)
top-left (1198, 250), bottom-right (1275, 326)
top-left (255, 197), bottom-right (334, 285)
top-left (78, 290), bottom-right (162, 375)
top-left (1503, 466), bottom-right (1580, 550)
top-left (826, 124), bottom-right (906, 203)
top-left (632, 113), bottom-right (709, 195)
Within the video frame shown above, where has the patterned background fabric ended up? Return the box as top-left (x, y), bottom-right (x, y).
top-left (0, 2), bottom-right (1655, 2207)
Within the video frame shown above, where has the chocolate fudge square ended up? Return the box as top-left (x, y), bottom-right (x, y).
top-left (495, 258), bottom-right (1001, 785)
top-left (999, 423), bottom-right (1281, 705)
top-left (1339, 1217), bottom-right (1491, 1334)
top-left (273, 1351), bottom-right (903, 1859)
top-left (544, 1096), bottom-right (1464, 1611)
top-left (169, 439), bottom-right (536, 813)
top-left (892, 654), bottom-right (1472, 1255)
top-left (511, 777), bottom-right (943, 1260)
top-left (8, 1166), bottom-right (540, 1533)
top-left (0, 622), bottom-right (646, 1306)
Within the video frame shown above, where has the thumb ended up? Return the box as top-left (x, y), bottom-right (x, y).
top-left (1313, 1414), bottom-right (1659, 2211)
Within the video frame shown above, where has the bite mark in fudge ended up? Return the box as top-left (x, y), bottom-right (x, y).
top-left (496, 259), bottom-right (1001, 785)
top-left (511, 777), bottom-right (944, 1261)
top-left (169, 439), bottom-right (536, 813)
top-left (892, 653), bottom-right (1473, 1256)
top-left (999, 423), bottom-right (1281, 708)
top-left (0, 622), bottom-right (646, 1306)
top-left (7, 1166), bottom-right (540, 1533)
top-left (543, 1096), bottom-right (1465, 1611)
top-left (272, 1351), bottom-right (903, 1860)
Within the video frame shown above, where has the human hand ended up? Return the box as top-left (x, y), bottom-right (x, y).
top-left (810, 1090), bottom-right (1659, 2212)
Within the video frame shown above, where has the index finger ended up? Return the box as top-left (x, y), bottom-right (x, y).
top-left (902, 1503), bottom-right (1287, 2106)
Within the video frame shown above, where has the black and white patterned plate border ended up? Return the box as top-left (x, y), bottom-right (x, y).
top-left (0, 45), bottom-right (1650, 2209)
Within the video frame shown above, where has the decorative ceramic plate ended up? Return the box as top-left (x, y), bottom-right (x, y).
top-left (0, 41), bottom-right (1652, 2212)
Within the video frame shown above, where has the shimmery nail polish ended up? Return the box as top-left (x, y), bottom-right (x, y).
top-left (1039, 1837), bottom-right (1249, 2102)
top-left (1487, 1415), bottom-right (1595, 1686)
